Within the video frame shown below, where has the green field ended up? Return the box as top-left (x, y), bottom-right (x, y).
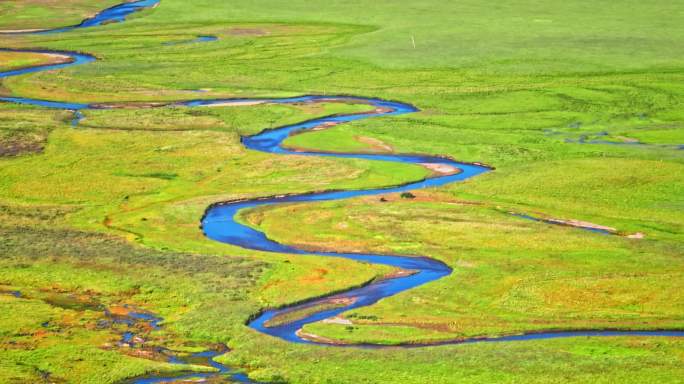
top-left (0, 0), bottom-right (123, 31)
top-left (0, 0), bottom-right (683, 383)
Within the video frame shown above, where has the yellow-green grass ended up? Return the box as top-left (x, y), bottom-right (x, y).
top-left (0, 0), bottom-right (683, 382)
top-left (0, 103), bottom-right (76, 156)
top-left (0, 200), bottom-right (386, 382)
top-left (0, 101), bottom-right (409, 305)
top-left (242, 188), bottom-right (683, 344)
top-left (0, 295), bottom-right (195, 384)
top-left (79, 101), bottom-right (374, 135)
top-left (0, 22), bottom-right (365, 103)
top-left (0, 228), bottom-right (235, 383)
top-left (0, 0), bottom-right (122, 31)
top-left (0, 51), bottom-right (64, 72)
top-left (222, 336), bottom-right (684, 384)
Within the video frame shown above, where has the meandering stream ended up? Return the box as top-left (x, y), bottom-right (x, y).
top-left (1, 1), bottom-right (682, 382)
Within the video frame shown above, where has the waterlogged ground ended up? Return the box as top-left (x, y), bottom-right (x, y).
top-left (0, 0), bottom-right (683, 383)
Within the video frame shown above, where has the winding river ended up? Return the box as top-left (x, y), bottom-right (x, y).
top-left (1, 1), bottom-right (683, 381)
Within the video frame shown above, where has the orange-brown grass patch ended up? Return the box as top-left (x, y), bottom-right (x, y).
top-left (299, 267), bottom-right (329, 283)
top-left (226, 27), bottom-right (269, 36)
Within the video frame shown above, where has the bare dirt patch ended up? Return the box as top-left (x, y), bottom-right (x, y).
top-left (296, 329), bottom-right (345, 344)
top-left (322, 316), bottom-right (353, 325)
top-left (377, 269), bottom-right (418, 281)
top-left (0, 137), bottom-right (45, 157)
top-left (545, 218), bottom-right (616, 233)
top-left (420, 162), bottom-right (461, 176)
top-left (355, 135), bottom-right (393, 152)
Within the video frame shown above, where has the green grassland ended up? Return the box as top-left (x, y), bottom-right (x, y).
top-left (0, 0), bottom-right (683, 383)
top-left (0, 51), bottom-right (61, 72)
top-left (0, 0), bottom-right (123, 31)
top-left (244, 193), bottom-right (683, 343)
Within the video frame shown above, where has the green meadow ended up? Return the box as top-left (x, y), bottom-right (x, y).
top-left (0, 51), bottom-right (61, 72)
top-left (0, 0), bottom-right (683, 383)
top-left (0, 0), bottom-right (123, 31)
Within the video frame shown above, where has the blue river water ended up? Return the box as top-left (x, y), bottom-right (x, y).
top-left (199, 97), bottom-right (492, 342)
top-left (1, 0), bottom-right (683, 381)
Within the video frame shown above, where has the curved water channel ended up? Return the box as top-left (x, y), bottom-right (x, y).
top-left (2, 1), bottom-right (683, 381)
